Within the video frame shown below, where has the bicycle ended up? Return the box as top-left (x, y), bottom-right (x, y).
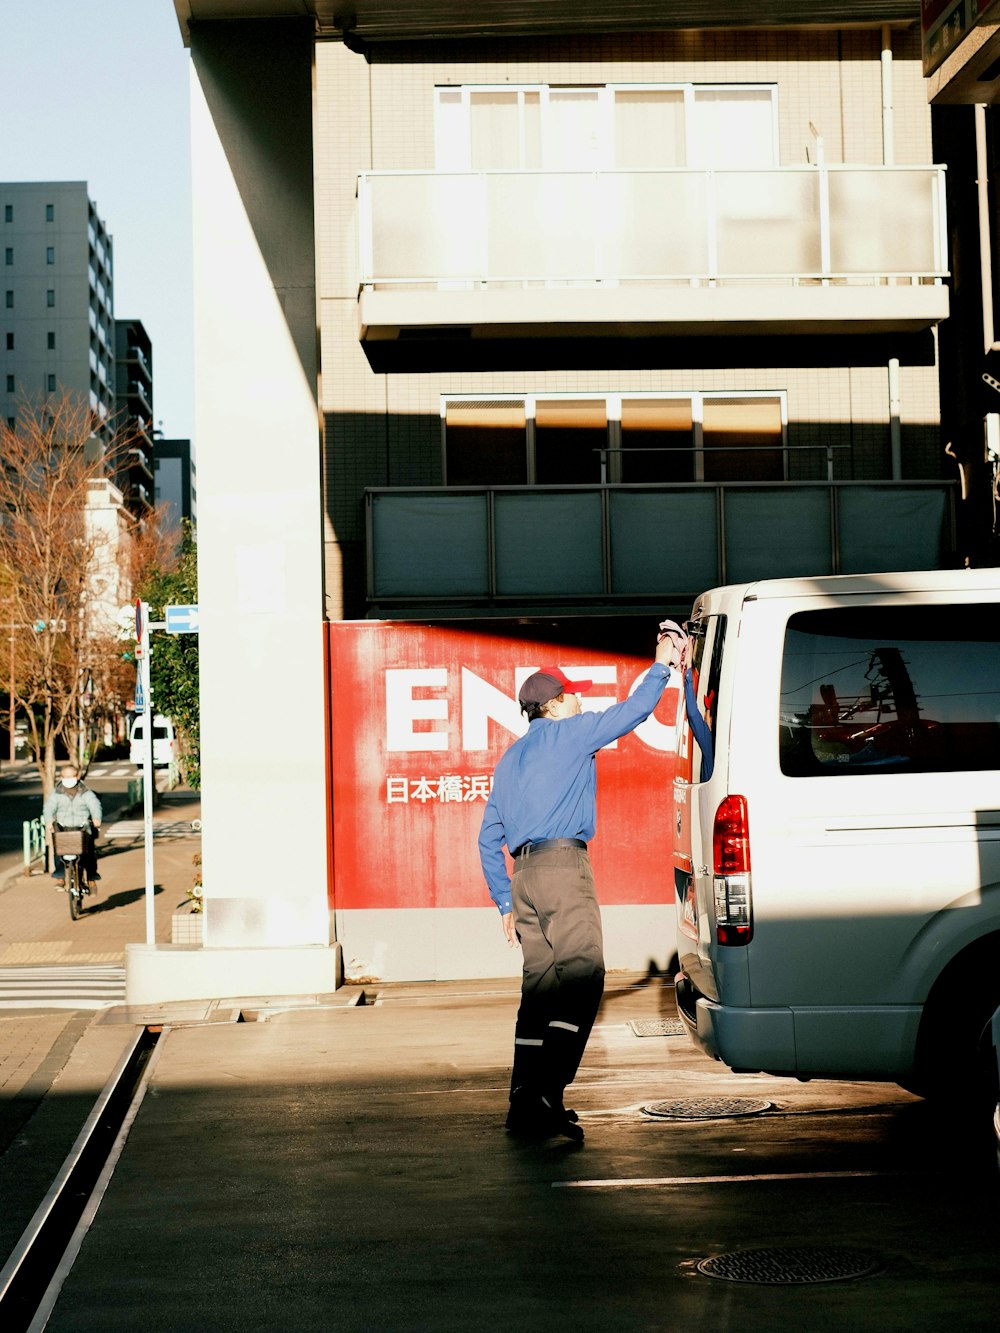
top-left (51, 825), bottom-right (92, 921)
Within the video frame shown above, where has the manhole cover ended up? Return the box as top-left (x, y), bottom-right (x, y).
top-left (642, 1096), bottom-right (773, 1120)
top-left (697, 1246), bottom-right (880, 1285)
top-left (629, 1018), bottom-right (686, 1037)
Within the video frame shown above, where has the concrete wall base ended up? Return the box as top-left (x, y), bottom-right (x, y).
top-left (334, 905), bottom-right (677, 982)
top-left (125, 942), bottom-right (343, 1006)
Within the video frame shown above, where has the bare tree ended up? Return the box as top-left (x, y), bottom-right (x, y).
top-left (0, 396), bottom-right (135, 795)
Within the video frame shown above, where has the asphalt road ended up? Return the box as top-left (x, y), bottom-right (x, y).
top-left (34, 979), bottom-right (1000, 1332)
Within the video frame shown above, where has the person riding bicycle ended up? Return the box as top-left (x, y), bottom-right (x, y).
top-left (43, 764), bottom-right (102, 888)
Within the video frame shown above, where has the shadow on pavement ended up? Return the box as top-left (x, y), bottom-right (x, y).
top-left (83, 884), bottom-right (165, 914)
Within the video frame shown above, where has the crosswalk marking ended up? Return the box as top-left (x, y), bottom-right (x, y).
top-left (0, 964), bottom-right (126, 1010)
top-left (103, 819), bottom-right (199, 842)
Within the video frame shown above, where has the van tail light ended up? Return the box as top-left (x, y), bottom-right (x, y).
top-left (713, 794), bottom-right (753, 947)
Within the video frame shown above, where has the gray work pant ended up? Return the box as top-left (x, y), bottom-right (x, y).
top-left (509, 844), bottom-right (606, 1102)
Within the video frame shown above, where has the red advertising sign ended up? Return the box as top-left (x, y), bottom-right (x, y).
top-left (327, 622), bottom-right (680, 912)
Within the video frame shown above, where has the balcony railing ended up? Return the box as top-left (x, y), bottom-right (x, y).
top-left (358, 165), bottom-right (948, 288)
top-left (365, 481), bottom-right (957, 607)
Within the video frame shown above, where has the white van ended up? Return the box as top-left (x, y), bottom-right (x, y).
top-left (129, 714), bottom-right (176, 768)
top-left (672, 568), bottom-right (1000, 1101)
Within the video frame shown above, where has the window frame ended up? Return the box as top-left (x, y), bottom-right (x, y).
top-left (434, 82), bottom-right (779, 170)
top-left (441, 389), bottom-right (788, 485)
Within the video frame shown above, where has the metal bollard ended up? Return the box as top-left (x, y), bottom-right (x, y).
top-left (22, 816), bottom-right (47, 872)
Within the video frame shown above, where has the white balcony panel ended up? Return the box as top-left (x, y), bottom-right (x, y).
top-left (601, 173), bottom-right (709, 277)
top-left (715, 171), bottom-right (821, 275)
top-left (358, 166), bottom-right (948, 339)
top-left (487, 174), bottom-right (597, 279)
top-left (368, 174), bottom-right (482, 280)
top-left (828, 170), bottom-right (941, 275)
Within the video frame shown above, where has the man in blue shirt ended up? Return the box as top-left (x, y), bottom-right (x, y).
top-left (479, 632), bottom-right (682, 1141)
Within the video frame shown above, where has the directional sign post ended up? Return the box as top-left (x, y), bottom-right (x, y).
top-left (164, 604), bottom-right (199, 635)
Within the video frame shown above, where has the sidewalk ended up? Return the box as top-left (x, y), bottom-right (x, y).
top-left (0, 790), bottom-right (202, 1263)
top-left (0, 789), bottom-right (202, 965)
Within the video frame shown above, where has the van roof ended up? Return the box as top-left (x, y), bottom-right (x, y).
top-left (700, 567), bottom-right (1000, 605)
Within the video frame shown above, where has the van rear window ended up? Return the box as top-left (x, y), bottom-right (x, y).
top-left (779, 603), bottom-right (1000, 776)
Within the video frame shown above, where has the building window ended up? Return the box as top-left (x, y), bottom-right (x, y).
top-left (435, 82), bottom-right (778, 171)
top-left (47, 374), bottom-right (56, 392)
top-left (4, 248), bottom-right (11, 266)
top-left (779, 604), bottom-right (1000, 777)
top-left (443, 392), bottom-right (787, 486)
top-left (5, 375), bottom-right (13, 392)
top-left (3, 205), bottom-right (11, 223)
top-left (444, 400), bottom-right (528, 485)
top-left (534, 399), bottom-right (607, 484)
top-left (5, 332), bottom-right (12, 350)
top-left (47, 331), bottom-right (55, 350)
top-left (45, 203), bottom-right (54, 222)
top-left (47, 289), bottom-right (55, 307)
top-left (4, 291), bottom-right (12, 308)
top-left (46, 247), bottom-right (55, 265)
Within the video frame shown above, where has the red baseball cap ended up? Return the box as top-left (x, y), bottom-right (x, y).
top-left (519, 665), bottom-right (594, 707)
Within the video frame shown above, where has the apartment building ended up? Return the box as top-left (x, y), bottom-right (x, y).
top-left (162, 2), bottom-right (956, 996)
top-left (1, 182), bottom-right (116, 445)
top-left (331, 23), bottom-right (951, 623)
top-left (154, 438), bottom-right (197, 543)
top-left (114, 317), bottom-right (155, 520)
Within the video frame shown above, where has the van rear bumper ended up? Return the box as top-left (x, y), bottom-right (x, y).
top-left (675, 971), bottom-right (922, 1079)
top-left (675, 971), bottom-right (796, 1072)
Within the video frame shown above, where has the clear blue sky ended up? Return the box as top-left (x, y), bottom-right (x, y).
top-left (1, 0), bottom-right (194, 444)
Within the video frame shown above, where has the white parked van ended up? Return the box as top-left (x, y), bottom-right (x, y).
top-left (672, 568), bottom-right (1000, 1100)
top-left (129, 714), bottom-right (176, 768)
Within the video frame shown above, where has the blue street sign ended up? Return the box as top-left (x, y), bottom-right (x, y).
top-left (134, 669), bottom-right (144, 713)
top-left (164, 604), bottom-right (200, 635)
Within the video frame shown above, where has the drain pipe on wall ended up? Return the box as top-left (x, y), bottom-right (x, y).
top-left (883, 25), bottom-right (903, 479)
top-left (975, 102), bottom-right (1000, 355)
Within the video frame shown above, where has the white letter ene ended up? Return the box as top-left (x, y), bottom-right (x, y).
top-left (385, 669), bottom-right (449, 752)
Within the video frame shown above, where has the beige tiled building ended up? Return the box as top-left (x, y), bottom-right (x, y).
top-left (157, 2), bottom-right (963, 991)
top-left (310, 19), bottom-right (951, 621)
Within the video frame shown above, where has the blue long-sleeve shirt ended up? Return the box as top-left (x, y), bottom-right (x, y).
top-left (478, 662), bottom-right (672, 914)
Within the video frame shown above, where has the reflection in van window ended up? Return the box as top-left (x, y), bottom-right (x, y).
top-left (779, 604), bottom-right (1000, 776)
top-left (680, 615), bottom-right (725, 782)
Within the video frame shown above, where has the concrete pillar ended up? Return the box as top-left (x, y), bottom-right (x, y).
top-left (127, 20), bottom-right (338, 1004)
